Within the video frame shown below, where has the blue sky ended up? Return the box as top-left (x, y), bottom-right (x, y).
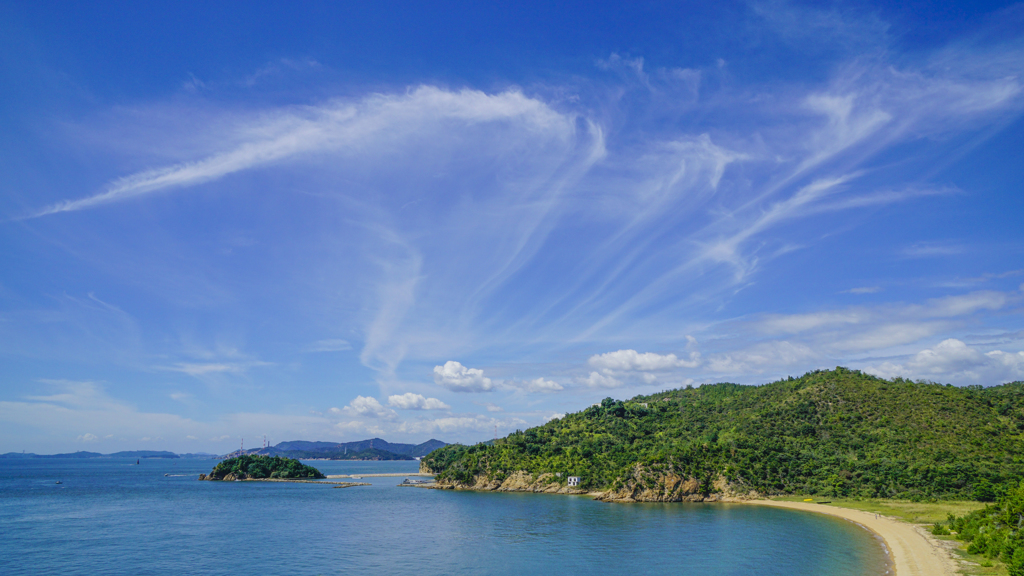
top-left (2, 1), bottom-right (1023, 453)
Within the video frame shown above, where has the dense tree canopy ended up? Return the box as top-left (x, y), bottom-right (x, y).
top-left (207, 455), bottom-right (325, 480)
top-left (424, 368), bottom-right (1024, 500)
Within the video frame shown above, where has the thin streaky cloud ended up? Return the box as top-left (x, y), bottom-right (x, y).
top-left (25, 87), bottom-right (574, 219)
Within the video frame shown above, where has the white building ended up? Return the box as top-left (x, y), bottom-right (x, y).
top-left (568, 476), bottom-right (581, 487)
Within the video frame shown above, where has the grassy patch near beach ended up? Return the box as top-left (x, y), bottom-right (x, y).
top-left (948, 546), bottom-right (1008, 576)
top-left (770, 496), bottom-right (986, 524)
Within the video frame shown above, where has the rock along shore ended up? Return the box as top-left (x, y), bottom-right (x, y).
top-left (427, 466), bottom-right (758, 503)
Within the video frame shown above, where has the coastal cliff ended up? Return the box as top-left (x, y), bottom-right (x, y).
top-left (430, 470), bottom-right (589, 495)
top-left (424, 462), bottom-right (760, 502)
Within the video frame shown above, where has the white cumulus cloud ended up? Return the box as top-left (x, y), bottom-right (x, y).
top-left (580, 371), bottom-right (623, 388)
top-left (341, 396), bottom-right (397, 419)
top-left (433, 361), bottom-right (494, 392)
top-left (588, 348), bottom-right (701, 371)
top-left (387, 393), bottom-right (451, 410)
top-left (864, 338), bottom-right (1024, 385)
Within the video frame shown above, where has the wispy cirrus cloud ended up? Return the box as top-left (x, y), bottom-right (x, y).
top-left (843, 286), bottom-right (881, 294)
top-left (26, 86), bottom-right (583, 219)
top-left (306, 339), bottom-right (351, 352)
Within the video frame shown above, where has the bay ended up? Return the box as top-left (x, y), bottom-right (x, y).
top-left (0, 458), bottom-right (891, 575)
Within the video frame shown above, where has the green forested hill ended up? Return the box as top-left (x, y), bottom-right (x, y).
top-left (201, 455), bottom-right (325, 480)
top-left (423, 368), bottom-right (1024, 499)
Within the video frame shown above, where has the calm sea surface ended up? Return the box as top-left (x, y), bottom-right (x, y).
top-left (0, 458), bottom-right (890, 575)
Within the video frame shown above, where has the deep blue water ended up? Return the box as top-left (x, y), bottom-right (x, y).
top-left (0, 458), bottom-right (890, 575)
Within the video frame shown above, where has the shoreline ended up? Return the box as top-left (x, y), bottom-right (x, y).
top-left (742, 500), bottom-right (957, 576)
top-left (428, 481), bottom-right (958, 575)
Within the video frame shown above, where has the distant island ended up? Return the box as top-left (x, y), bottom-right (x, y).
top-left (423, 368), bottom-right (1024, 502)
top-left (0, 450), bottom-right (184, 459)
top-left (199, 455), bottom-right (325, 481)
top-left (235, 438), bottom-right (447, 461)
top-left (1, 438), bottom-right (448, 462)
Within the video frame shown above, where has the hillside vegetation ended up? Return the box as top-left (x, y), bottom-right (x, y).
top-left (945, 480), bottom-right (1024, 575)
top-left (423, 368), bottom-right (1024, 500)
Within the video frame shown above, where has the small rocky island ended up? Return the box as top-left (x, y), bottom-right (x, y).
top-left (199, 455), bottom-right (325, 481)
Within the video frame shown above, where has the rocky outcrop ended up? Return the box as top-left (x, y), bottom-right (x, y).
top-left (594, 466), bottom-right (758, 502)
top-left (433, 471), bottom-right (592, 495)
top-left (433, 465), bottom-right (762, 503)
top-left (198, 472), bottom-right (238, 481)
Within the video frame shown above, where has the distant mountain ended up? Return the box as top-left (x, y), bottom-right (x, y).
top-left (243, 438), bottom-right (448, 460)
top-left (259, 447), bottom-right (415, 461)
top-left (0, 450), bottom-right (177, 459)
top-left (0, 451), bottom-right (104, 459)
top-left (0, 440), bottom-right (447, 462)
top-left (108, 451), bottom-right (178, 459)
top-left (406, 439), bottom-right (447, 458)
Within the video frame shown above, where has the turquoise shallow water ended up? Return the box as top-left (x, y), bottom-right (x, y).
top-left (0, 458), bottom-right (891, 575)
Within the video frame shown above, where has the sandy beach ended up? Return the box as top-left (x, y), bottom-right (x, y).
top-left (747, 500), bottom-right (958, 576)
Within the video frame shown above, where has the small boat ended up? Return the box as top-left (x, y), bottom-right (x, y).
top-left (55, 481), bottom-right (62, 484)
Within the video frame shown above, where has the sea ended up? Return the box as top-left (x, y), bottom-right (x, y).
top-left (0, 458), bottom-right (891, 575)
